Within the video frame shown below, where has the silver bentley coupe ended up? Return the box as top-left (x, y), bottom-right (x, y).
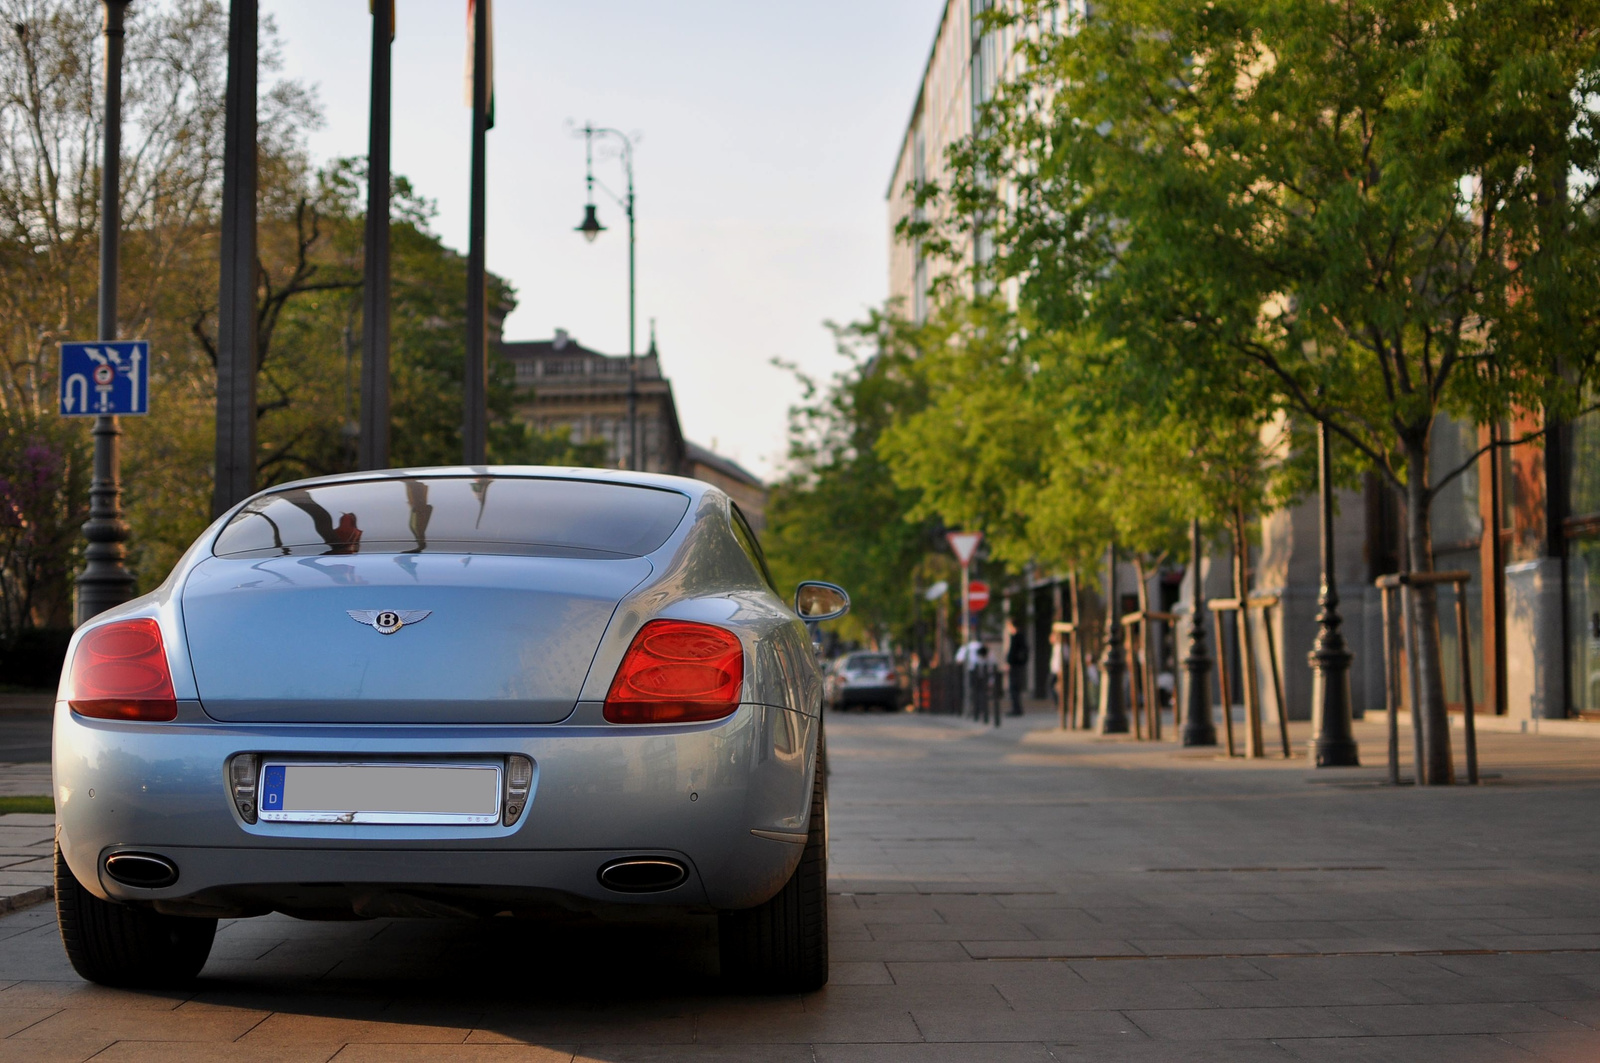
top-left (51, 467), bottom-right (848, 992)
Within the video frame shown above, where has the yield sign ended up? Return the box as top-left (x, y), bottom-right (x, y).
top-left (967, 580), bottom-right (991, 612)
top-left (946, 531), bottom-right (983, 565)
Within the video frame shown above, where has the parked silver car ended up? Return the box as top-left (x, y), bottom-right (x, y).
top-left (52, 468), bottom-right (847, 991)
top-left (826, 652), bottom-right (901, 711)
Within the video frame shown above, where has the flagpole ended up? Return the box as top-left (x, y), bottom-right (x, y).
top-left (360, 0), bottom-right (392, 471)
top-left (463, 0), bottom-right (489, 465)
top-left (212, 0), bottom-right (257, 518)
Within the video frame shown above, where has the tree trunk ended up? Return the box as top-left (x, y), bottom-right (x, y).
top-left (1404, 433), bottom-right (1455, 785)
top-left (1233, 507), bottom-right (1265, 757)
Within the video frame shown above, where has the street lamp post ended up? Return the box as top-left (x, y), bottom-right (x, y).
top-left (77, 0), bottom-right (136, 625)
top-left (1098, 542), bottom-right (1129, 734)
top-left (1309, 420), bottom-right (1360, 766)
top-left (1181, 518), bottom-right (1217, 746)
top-left (575, 125), bottom-right (638, 471)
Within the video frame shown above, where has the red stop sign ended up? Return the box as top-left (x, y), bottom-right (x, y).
top-left (967, 580), bottom-right (991, 612)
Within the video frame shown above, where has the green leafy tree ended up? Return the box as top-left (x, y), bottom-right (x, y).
top-left (921, 0), bottom-right (1600, 778)
top-left (763, 311), bottom-right (937, 649)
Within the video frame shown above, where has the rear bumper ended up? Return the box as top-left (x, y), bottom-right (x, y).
top-left (53, 701), bottom-right (815, 913)
top-left (835, 684), bottom-right (899, 706)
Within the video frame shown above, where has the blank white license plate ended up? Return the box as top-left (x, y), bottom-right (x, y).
top-left (258, 762), bottom-right (502, 824)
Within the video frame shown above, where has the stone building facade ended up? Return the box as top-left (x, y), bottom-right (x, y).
top-left (495, 330), bottom-right (768, 531)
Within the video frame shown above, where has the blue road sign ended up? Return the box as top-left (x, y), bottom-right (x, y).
top-left (59, 341), bottom-right (150, 417)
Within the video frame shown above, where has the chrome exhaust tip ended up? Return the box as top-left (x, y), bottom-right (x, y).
top-left (597, 857), bottom-right (688, 893)
top-left (104, 852), bottom-right (180, 889)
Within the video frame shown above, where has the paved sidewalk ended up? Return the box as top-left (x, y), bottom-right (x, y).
top-left (0, 810), bottom-right (52, 915)
top-left (0, 707), bottom-right (1596, 1061)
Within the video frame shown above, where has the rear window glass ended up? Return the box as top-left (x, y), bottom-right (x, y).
top-left (214, 477), bottom-right (691, 560)
top-left (846, 655), bottom-right (891, 672)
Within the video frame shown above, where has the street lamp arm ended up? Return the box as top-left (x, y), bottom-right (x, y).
top-left (585, 125), bottom-right (634, 169)
top-left (587, 176), bottom-right (630, 213)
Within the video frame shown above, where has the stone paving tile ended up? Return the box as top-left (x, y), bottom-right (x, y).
top-left (994, 980), bottom-right (1215, 1011)
top-left (94, 1044), bottom-right (347, 1063)
top-left (1246, 955), bottom-right (1470, 982)
top-left (1497, 1029), bottom-right (1600, 1061)
top-left (814, 1043), bottom-right (1057, 1062)
top-left (866, 921), bottom-right (1036, 942)
top-left (1376, 973), bottom-right (1597, 1005)
top-left (1048, 1041), bottom-right (1293, 1062)
top-left (0, 1040), bottom-right (117, 1063)
top-left (464, 1018), bottom-right (693, 1046)
top-left (1528, 998), bottom-right (1600, 1027)
top-left (800, 983), bottom-right (1013, 1012)
top-left (1278, 1033), bottom-right (1547, 1061)
top-left (961, 939), bottom-right (1141, 959)
top-left (693, 1007), bottom-right (924, 1044)
top-left (832, 906), bottom-right (944, 925)
top-left (883, 960), bottom-right (1088, 985)
top-left (1191, 977), bottom-right (1411, 1008)
top-left (574, 1047), bottom-right (807, 1063)
top-left (1124, 1006), bottom-right (1368, 1041)
top-left (0, 1005), bottom-right (58, 1036)
top-left (8, 1003), bottom-right (269, 1042)
top-left (830, 939), bottom-right (970, 962)
top-left (911, 1007), bottom-right (1145, 1042)
top-left (334, 1047), bottom-right (574, 1063)
top-left (1331, 1002), bottom-right (1584, 1036)
top-left (1065, 957), bottom-right (1277, 984)
top-left (0, 980), bottom-right (190, 1011)
top-left (231, 1010), bottom-right (468, 1046)
top-left (824, 961), bottom-right (895, 985)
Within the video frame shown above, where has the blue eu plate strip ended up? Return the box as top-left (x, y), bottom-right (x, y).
top-left (262, 765), bottom-right (285, 813)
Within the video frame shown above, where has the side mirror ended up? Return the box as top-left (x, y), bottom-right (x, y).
top-left (795, 581), bottom-right (850, 622)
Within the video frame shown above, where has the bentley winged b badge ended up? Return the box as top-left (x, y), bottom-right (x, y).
top-left (347, 609), bottom-right (432, 635)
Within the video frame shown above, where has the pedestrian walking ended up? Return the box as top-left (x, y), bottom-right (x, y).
top-left (956, 636), bottom-right (984, 720)
top-left (1049, 628), bottom-right (1063, 717)
top-left (1006, 619), bottom-right (1029, 717)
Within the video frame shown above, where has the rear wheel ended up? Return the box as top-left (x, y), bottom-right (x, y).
top-left (719, 729), bottom-right (829, 991)
top-left (55, 844), bottom-right (215, 988)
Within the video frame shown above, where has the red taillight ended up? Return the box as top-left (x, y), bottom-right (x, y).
top-left (603, 619), bottom-right (744, 724)
top-left (67, 619), bottom-right (178, 722)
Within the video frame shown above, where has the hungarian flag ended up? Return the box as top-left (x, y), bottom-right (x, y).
top-left (465, 0), bottom-right (495, 130)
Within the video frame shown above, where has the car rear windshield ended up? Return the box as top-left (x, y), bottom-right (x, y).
top-left (213, 476), bottom-right (692, 560)
top-left (846, 655), bottom-right (891, 672)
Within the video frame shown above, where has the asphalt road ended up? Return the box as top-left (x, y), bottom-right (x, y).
top-left (0, 693), bottom-right (52, 765)
top-left (0, 708), bottom-right (1598, 1061)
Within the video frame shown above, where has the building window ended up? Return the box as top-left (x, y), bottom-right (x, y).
top-left (1565, 404), bottom-right (1600, 716)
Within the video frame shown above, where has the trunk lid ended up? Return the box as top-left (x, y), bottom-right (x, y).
top-left (181, 552), bottom-right (651, 723)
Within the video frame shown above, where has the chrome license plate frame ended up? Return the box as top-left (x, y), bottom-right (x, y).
top-left (257, 760), bottom-right (503, 825)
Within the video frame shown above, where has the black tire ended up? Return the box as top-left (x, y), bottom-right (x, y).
top-left (719, 727), bottom-right (829, 992)
top-left (54, 843), bottom-right (216, 988)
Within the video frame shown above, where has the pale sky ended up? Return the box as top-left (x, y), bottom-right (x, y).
top-left (264, 1), bottom-right (938, 480)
